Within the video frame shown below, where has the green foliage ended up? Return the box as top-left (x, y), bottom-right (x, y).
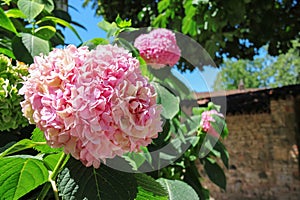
top-left (0, 54), bottom-right (28, 131)
top-left (0, 0), bottom-right (82, 64)
top-left (31, 128), bottom-right (62, 153)
top-left (203, 157), bottom-right (226, 190)
top-left (0, 7), bottom-right (18, 34)
top-left (214, 41), bottom-right (300, 90)
top-left (0, 13), bottom-right (230, 200)
top-left (0, 139), bottom-right (37, 158)
top-left (83, 0), bottom-right (300, 71)
top-left (0, 155), bottom-right (49, 200)
top-left (57, 158), bottom-right (138, 200)
top-left (135, 173), bottom-right (168, 199)
top-left (157, 178), bottom-right (199, 200)
top-left (153, 82), bottom-right (180, 119)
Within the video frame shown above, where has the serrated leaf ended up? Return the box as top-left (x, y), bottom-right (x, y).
top-left (153, 83), bottom-right (180, 119)
top-left (135, 187), bottom-right (168, 200)
top-left (204, 157), bottom-right (227, 190)
top-left (31, 128), bottom-right (62, 154)
top-left (157, 178), bottom-right (199, 200)
top-left (21, 33), bottom-right (49, 58)
top-left (57, 158), bottom-right (138, 200)
top-left (135, 174), bottom-right (168, 200)
top-left (17, 0), bottom-right (44, 21)
top-left (123, 152), bottom-right (146, 171)
top-left (0, 7), bottom-right (18, 34)
top-left (0, 156), bottom-right (49, 200)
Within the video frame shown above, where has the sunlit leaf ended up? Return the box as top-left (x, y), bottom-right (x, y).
top-left (0, 139), bottom-right (37, 158)
top-left (34, 25), bottom-right (56, 40)
top-left (21, 33), bottom-right (49, 58)
top-left (0, 7), bottom-right (18, 34)
top-left (0, 156), bottom-right (48, 200)
top-left (17, 0), bottom-right (44, 21)
top-left (157, 178), bottom-right (199, 200)
top-left (5, 8), bottom-right (26, 19)
top-left (135, 174), bottom-right (168, 200)
top-left (31, 128), bottom-right (62, 154)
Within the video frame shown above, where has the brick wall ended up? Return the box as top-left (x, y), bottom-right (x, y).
top-left (201, 95), bottom-right (300, 200)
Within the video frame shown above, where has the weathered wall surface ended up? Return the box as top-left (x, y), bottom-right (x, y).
top-left (201, 96), bottom-right (300, 200)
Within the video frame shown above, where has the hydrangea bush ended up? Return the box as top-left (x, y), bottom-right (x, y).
top-left (0, 3), bottom-right (229, 200)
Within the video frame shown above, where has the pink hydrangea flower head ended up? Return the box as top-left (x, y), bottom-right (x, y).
top-left (200, 110), bottom-right (224, 137)
top-left (20, 44), bottom-right (162, 168)
top-left (134, 28), bottom-right (181, 69)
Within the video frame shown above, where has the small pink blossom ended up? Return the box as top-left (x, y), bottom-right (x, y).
top-left (134, 28), bottom-right (181, 69)
top-left (20, 44), bottom-right (162, 168)
top-left (200, 110), bottom-right (224, 137)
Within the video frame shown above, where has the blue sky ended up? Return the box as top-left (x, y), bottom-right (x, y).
top-left (63, 0), bottom-right (219, 92)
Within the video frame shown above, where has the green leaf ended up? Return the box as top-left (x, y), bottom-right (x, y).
top-left (153, 83), bottom-right (180, 119)
top-left (34, 25), bottom-right (56, 40)
top-left (157, 178), bottom-right (199, 200)
top-left (0, 48), bottom-right (15, 59)
top-left (115, 15), bottom-right (132, 28)
top-left (82, 38), bottom-right (109, 49)
top-left (213, 141), bottom-right (229, 168)
top-left (57, 158), bottom-right (138, 200)
top-left (21, 33), bottom-right (50, 58)
top-left (43, 152), bottom-right (64, 170)
top-left (0, 156), bottom-right (49, 200)
top-left (137, 56), bottom-right (154, 80)
top-left (0, 7), bottom-right (18, 34)
top-left (123, 152), bottom-right (146, 171)
top-left (36, 0), bottom-right (54, 13)
top-left (12, 35), bottom-right (33, 63)
top-left (157, 0), bottom-right (170, 13)
top-left (204, 157), bottom-right (227, 190)
top-left (17, 0), bottom-right (44, 21)
top-left (37, 16), bottom-right (82, 42)
top-left (98, 20), bottom-right (119, 38)
top-left (135, 174), bottom-right (168, 200)
top-left (192, 107), bottom-right (206, 116)
top-left (0, 139), bottom-right (37, 158)
top-left (31, 128), bottom-right (62, 154)
top-left (5, 8), bottom-right (27, 19)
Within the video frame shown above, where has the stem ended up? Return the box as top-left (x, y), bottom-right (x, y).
top-left (38, 153), bottom-right (69, 200)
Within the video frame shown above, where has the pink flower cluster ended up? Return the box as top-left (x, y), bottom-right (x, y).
top-left (20, 44), bottom-right (162, 168)
top-left (134, 28), bottom-right (181, 69)
top-left (200, 110), bottom-right (224, 138)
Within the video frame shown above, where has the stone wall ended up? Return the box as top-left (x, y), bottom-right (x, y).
top-left (201, 95), bottom-right (300, 200)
